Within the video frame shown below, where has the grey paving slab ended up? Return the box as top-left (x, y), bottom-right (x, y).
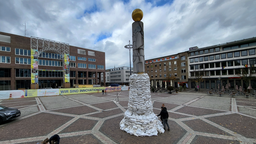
top-left (19, 105), bottom-right (39, 117)
top-left (189, 96), bottom-right (231, 111)
top-left (67, 94), bottom-right (110, 104)
top-left (238, 107), bottom-right (256, 117)
top-left (156, 94), bottom-right (201, 105)
top-left (39, 96), bottom-right (82, 110)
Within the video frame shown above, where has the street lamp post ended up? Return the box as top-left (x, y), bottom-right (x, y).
top-left (124, 40), bottom-right (133, 76)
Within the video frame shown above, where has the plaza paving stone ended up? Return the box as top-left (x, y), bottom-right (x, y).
top-left (191, 136), bottom-right (240, 144)
top-left (176, 106), bottom-right (225, 116)
top-left (0, 113), bottom-right (72, 141)
top-left (87, 108), bottom-right (123, 118)
top-left (100, 116), bottom-right (186, 144)
top-left (1, 101), bottom-right (37, 108)
top-left (183, 119), bottom-right (231, 136)
top-left (207, 113), bottom-right (256, 138)
top-left (92, 101), bottom-right (118, 110)
top-left (60, 134), bottom-right (103, 144)
top-left (118, 101), bottom-right (128, 107)
top-left (60, 118), bottom-right (98, 133)
top-left (168, 112), bottom-right (190, 119)
top-left (153, 101), bottom-right (179, 110)
top-left (1, 91), bottom-right (256, 144)
top-left (53, 105), bottom-right (98, 115)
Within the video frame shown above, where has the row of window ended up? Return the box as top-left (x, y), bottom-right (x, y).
top-left (16, 57), bottom-right (31, 64)
top-left (190, 59), bottom-right (256, 70)
top-left (190, 42), bottom-right (256, 56)
top-left (150, 73), bottom-right (179, 78)
top-left (78, 57), bottom-right (86, 61)
top-left (15, 48), bottom-right (31, 56)
top-left (0, 46), bottom-right (11, 52)
top-left (190, 69), bottom-right (254, 77)
top-left (78, 63), bottom-right (87, 68)
top-left (39, 60), bottom-right (63, 67)
top-left (147, 61), bottom-right (177, 68)
top-left (190, 49), bottom-right (255, 63)
top-left (88, 58), bottom-right (96, 62)
top-left (97, 65), bottom-right (104, 69)
top-left (0, 56), bottom-right (11, 63)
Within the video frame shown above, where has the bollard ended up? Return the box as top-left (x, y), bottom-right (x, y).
top-left (9, 93), bottom-right (12, 99)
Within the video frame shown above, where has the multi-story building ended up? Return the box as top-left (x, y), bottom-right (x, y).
top-left (145, 51), bottom-right (188, 88)
top-left (106, 66), bottom-right (133, 86)
top-left (188, 37), bottom-right (256, 90)
top-left (0, 31), bottom-right (105, 90)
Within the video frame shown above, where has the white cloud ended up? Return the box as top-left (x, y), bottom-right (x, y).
top-left (0, 0), bottom-right (255, 69)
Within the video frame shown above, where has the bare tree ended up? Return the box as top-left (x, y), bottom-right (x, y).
top-left (193, 71), bottom-right (204, 91)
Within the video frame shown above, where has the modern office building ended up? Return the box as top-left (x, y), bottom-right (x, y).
top-left (0, 31), bottom-right (105, 90)
top-left (145, 52), bottom-right (189, 88)
top-left (106, 66), bottom-right (133, 86)
top-left (188, 37), bottom-right (256, 90)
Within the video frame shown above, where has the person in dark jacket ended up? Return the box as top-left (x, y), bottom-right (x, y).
top-left (157, 105), bottom-right (170, 131)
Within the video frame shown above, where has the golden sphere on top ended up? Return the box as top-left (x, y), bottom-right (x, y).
top-left (132, 9), bottom-right (143, 21)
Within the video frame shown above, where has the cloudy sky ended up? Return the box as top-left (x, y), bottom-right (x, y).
top-left (0, 0), bottom-right (255, 69)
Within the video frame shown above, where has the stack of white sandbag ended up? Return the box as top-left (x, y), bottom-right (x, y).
top-left (120, 73), bottom-right (164, 136)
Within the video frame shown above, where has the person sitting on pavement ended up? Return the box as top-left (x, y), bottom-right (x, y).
top-left (40, 134), bottom-right (60, 144)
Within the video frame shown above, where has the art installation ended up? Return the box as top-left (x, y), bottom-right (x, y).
top-left (120, 9), bottom-right (164, 136)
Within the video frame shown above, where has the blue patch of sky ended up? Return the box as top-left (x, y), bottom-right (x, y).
top-left (76, 4), bottom-right (98, 19)
top-left (145, 0), bottom-right (174, 7)
top-left (95, 33), bottom-right (112, 43)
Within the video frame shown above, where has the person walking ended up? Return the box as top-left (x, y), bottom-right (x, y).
top-left (102, 89), bottom-right (104, 95)
top-left (157, 104), bottom-right (170, 131)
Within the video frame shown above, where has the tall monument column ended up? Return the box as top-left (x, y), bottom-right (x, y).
top-left (120, 9), bottom-right (164, 136)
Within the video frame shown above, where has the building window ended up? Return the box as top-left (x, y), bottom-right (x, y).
top-left (190, 72), bottom-right (194, 77)
top-left (210, 63), bottom-right (214, 68)
top-left (155, 70), bottom-right (157, 72)
top-left (205, 49), bottom-right (208, 54)
top-left (78, 63), bottom-right (87, 68)
top-left (0, 46), bottom-right (11, 52)
top-left (205, 64), bottom-right (209, 68)
top-left (181, 75), bottom-right (186, 80)
top-left (241, 50), bottom-right (247, 56)
top-left (215, 47), bottom-right (220, 52)
top-left (164, 74), bottom-right (166, 78)
top-left (155, 64), bottom-right (157, 67)
top-left (181, 62), bottom-right (185, 67)
top-left (216, 70), bottom-right (220, 75)
top-left (0, 68), bottom-right (11, 77)
top-left (234, 52), bottom-right (240, 57)
top-left (228, 61), bottom-right (233, 67)
top-left (190, 65), bottom-right (194, 70)
top-left (190, 59), bottom-right (194, 63)
top-left (181, 56), bottom-right (185, 60)
top-left (204, 56), bottom-right (208, 61)
top-left (199, 57), bottom-right (203, 62)
top-left (181, 69), bottom-right (186, 73)
top-left (195, 65), bottom-right (198, 69)
top-left (210, 49), bottom-right (214, 53)
top-left (200, 51), bottom-right (204, 54)
top-left (97, 65), bottom-right (104, 70)
top-left (194, 58), bottom-right (199, 62)
top-left (88, 58), bottom-right (96, 62)
top-left (174, 67), bottom-right (177, 71)
top-left (209, 56), bottom-right (214, 60)
top-left (205, 71), bottom-right (209, 76)
top-left (242, 59), bottom-right (248, 65)
top-left (249, 49), bottom-right (255, 55)
top-left (235, 60), bottom-right (240, 66)
top-left (77, 49), bottom-right (86, 55)
top-left (222, 61), bottom-right (227, 67)
top-left (70, 62), bottom-right (76, 68)
top-left (221, 53), bottom-right (226, 59)
top-left (175, 73), bottom-right (177, 77)
top-left (174, 61), bottom-right (177, 64)
top-left (227, 52), bottom-right (233, 58)
top-left (215, 62), bottom-right (220, 67)
top-left (88, 51), bottom-right (95, 56)
top-left (169, 62), bottom-right (171, 65)
top-left (215, 55), bottom-right (220, 60)
top-left (210, 71), bottom-right (215, 76)
top-left (191, 52), bottom-right (194, 56)
top-left (70, 56), bottom-right (76, 61)
top-left (169, 68), bottom-right (171, 71)
top-left (195, 51), bottom-right (198, 55)
top-left (88, 64), bottom-right (96, 69)
top-left (228, 69), bottom-right (234, 75)
top-left (159, 63), bottom-right (161, 67)
top-left (78, 57), bottom-right (87, 61)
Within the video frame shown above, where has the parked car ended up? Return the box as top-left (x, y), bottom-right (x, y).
top-left (0, 105), bottom-right (21, 124)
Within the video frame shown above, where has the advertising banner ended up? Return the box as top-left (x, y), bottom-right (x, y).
top-left (64, 54), bottom-right (70, 83)
top-left (31, 49), bottom-right (39, 84)
top-left (0, 90), bottom-right (25, 99)
top-left (25, 90), bottom-right (38, 97)
top-left (37, 89), bottom-right (59, 96)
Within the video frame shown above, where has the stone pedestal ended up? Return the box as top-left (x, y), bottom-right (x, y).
top-left (120, 73), bottom-right (164, 136)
